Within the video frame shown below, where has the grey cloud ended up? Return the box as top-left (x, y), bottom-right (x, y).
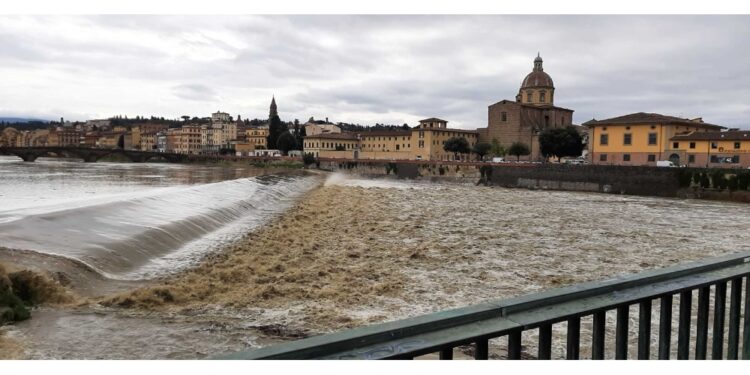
top-left (1, 15), bottom-right (750, 129)
top-left (171, 84), bottom-right (219, 102)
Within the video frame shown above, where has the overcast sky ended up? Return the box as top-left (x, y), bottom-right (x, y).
top-left (1, 15), bottom-right (749, 129)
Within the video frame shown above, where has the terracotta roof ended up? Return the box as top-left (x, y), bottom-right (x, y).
top-left (418, 128), bottom-right (479, 134)
top-left (303, 132), bottom-right (358, 140)
top-left (358, 131), bottom-right (411, 137)
top-left (521, 71), bottom-right (554, 89)
top-left (584, 112), bottom-right (725, 129)
top-left (419, 117), bottom-right (448, 123)
top-left (519, 103), bottom-right (574, 112)
top-left (671, 130), bottom-right (750, 141)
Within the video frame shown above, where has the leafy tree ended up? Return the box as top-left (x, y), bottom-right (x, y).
top-left (443, 137), bottom-right (470, 160)
top-left (711, 170), bottom-right (728, 190)
top-left (728, 175), bottom-right (739, 192)
top-left (700, 173), bottom-right (711, 189)
top-left (538, 126), bottom-right (584, 162)
top-left (508, 142), bottom-right (531, 161)
top-left (472, 142), bottom-right (492, 161)
top-left (490, 138), bottom-right (506, 157)
top-left (292, 119), bottom-right (305, 150)
top-left (302, 153), bottom-right (316, 165)
top-left (267, 115), bottom-right (287, 150)
top-left (276, 132), bottom-right (296, 155)
top-left (738, 173), bottom-right (750, 190)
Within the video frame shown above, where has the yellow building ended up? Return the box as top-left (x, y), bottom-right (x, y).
top-left (246, 127), bottom-right (268, 149)
top-left (303, 133), bottom-right (359, 158)
top-left (584, 113), bottom-right (725, 166)
top-left (176, 124), bottom-right (201, 154)
top-left (411, 118), bottom-right (479, 161)
top-left (302, 118), bottom-right (479, 161)
top-left (670, 130), bottom-right (750, 168)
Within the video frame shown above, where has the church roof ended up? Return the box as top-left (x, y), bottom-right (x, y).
top-left (521, 54), bottom-right (554, 89)
top-left (521, 71), bottom-right (554, 89)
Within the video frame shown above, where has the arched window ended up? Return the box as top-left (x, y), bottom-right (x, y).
top-left (527, 91), bottom-right (533, 102)
top-left (540, 91), bottom-right (546, 102)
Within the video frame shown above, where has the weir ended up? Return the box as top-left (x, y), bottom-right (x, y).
top-left (0, 172), bottom-right (321, 280)
top-left (220, 251), bottom-right (750, 360)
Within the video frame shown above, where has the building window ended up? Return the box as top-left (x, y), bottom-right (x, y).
top-left (599, 154), bottom-right (608, 162)
top-left (688, 155), bottom-right (695, 163)
top-left (735, 142), bottom-right (741, 149)
top-left (648, 154), bottom-right (656, 162)
top-left (540, 92), bottom-right (546, 102)
top-left (648, 133), bottom-right (657, 145)
top-left (673, 142), bottom-right (679, 149)
top-left (690, 142), bottom-right (696, 149)
top-left (623, 133), bottom-right (632, 145)
top-left (600, 134), bottom-right (609, 146)
top-left (623, 154), bottom-right (631, 162)
top-left (711, 142), bottom-right (718, 149)
top-left (527, 92), bottom-right (533, 102)
top-left (501, 112), bottom-right (507, 122)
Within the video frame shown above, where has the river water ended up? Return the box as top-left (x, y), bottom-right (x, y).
top-left (0, 156), bottom-right (322, 281)
top-left (2, 156), bottom-right (750, 359)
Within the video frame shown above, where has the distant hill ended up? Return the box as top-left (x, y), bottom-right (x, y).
top-left (0, 118), bottom-right (51, 131)
top-left (0, 117), bottom-right (49, 124)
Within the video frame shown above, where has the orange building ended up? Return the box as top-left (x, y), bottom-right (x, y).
top-left (670, 130), bottom-right (750, 168)
top-left (584, 113), bottom-right (725, 166)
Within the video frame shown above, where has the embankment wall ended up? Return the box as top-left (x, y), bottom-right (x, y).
top-left (316, 159), bottom-right (750, 202)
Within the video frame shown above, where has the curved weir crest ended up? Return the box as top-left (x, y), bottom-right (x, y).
top-left (0, 173), bottom-right (322, 280)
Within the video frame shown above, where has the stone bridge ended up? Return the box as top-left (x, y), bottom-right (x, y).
top-left (0, 146), bottom-right (222, 163)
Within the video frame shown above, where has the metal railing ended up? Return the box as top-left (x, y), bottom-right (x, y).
top-left (218, 252), bottom-right (750, 360)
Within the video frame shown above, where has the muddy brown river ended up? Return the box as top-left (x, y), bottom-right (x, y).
top-left (1, 159), bottom-right (749, 359)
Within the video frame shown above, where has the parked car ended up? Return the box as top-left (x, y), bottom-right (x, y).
top-left (491, 157), bottom-right (505, 163)
top-left (656, 160), bottom-right (677, 167)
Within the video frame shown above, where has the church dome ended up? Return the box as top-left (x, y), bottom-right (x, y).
top-left (521, 71), bottom-right (554, 89)
top-left (520, 54), bottom-right (554, 89)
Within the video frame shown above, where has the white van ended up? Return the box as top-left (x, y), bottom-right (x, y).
top-left (656, 160), bottom-right (676, 167)
top-left (491, 157), bottom-right (504, 163)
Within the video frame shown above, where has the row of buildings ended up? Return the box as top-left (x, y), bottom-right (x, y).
top-left (3, 55), bottom-right (748, 168)
top-left (0, 111), bottom-right (271, 156)
top-left (304, 54), bottom-right (578, 162)
top-left (305, 54), bottom-right (750, 168)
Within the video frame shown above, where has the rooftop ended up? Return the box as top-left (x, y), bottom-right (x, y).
top-left (358, 130), bottom-right (411, 137)
top-left (419, 117), bottom-right (448, 123)
top-left (584, 112), bottom-right (725, 129)
top-left (671, 130), bottom-right (750, 141)
top-left (303, 132), bottom-right (358, 140)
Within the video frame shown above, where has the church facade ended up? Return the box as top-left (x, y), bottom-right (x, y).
top-left (477, 54), bottom-right (575, 161)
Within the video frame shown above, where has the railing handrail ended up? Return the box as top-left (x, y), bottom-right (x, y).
top-left (216, 251), bottom-right (750, 360)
